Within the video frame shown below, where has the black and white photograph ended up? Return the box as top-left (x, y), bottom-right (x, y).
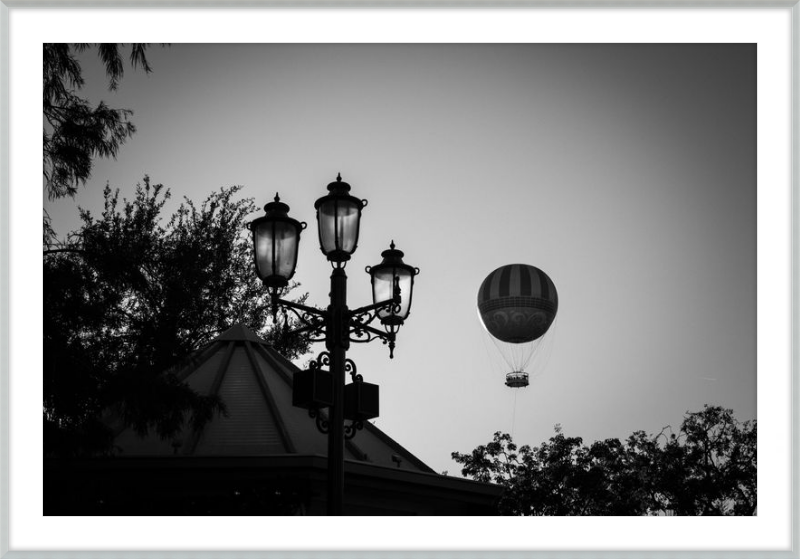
top-left (1, 4), bottom-right (797, 556)
top-left (42, 42), bottom-right (757, 516)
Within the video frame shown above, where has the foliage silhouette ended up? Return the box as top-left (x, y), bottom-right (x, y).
top-left (451, 405), bottom-right (756, 515)
top-left (44, 178), bottom-right (311, 457)
top-left (43, 43), bottom-right (158, 202)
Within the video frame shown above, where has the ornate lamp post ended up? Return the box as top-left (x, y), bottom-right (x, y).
top-left (249, 174), bottom-right (419, 516)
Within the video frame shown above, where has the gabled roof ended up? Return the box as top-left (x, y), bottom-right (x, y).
top-left (112, 324), bottom-right (435, 474)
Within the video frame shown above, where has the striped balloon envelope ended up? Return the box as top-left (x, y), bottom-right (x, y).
top-left (477, 264), bottom-right (558, 343)
top-left (477, 264), bottom-right (559, 388)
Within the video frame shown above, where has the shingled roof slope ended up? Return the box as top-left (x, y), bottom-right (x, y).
top-left (112, 324), bottom-right (435, 474)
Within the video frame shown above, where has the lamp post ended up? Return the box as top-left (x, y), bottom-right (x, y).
top-left (249, 174), bottom-right (419, 516)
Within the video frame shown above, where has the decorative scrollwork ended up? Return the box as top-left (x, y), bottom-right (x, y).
top-left (345, 358), bottom-right (362, 383)
top-left (348, 321), bottom-right (397, 358)
top-left (350, 309), bottom-right (381, 331)
top-left (309, 408), bottom-right (330, 434)
top-left (347, 296), bottom-right (401, 356)
top-left (344, 420), bottom-right (364, 440)
top-left (282, 304), bottom-right (326, 339)
top-left (348, 327), bottom-right (383, 344)
top-left (309, 351), bottom-right (331, 371)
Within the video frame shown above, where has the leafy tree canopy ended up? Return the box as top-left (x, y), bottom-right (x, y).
top-left (451, 405), bottom-right (756, 516)
top-left (43, 43), bottom-right (157, 201)
top-left (44, 177), bottom-right (311, 457)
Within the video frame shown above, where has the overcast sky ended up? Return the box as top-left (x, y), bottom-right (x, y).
top-left (45, 43), bottom-right (756, 475)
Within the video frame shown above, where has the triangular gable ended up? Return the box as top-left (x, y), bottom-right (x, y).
top-left (112, 324), bottom-right (435, 474)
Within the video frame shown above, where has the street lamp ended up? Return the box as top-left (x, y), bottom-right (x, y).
top-left (366, 241), bottom-right (420, 335)
top-left (250, 194), bottom-right (306, 289)
top-left (249, 174), bottom-right (418, 516)
top-left (314, 173), bottom-right (366, 264)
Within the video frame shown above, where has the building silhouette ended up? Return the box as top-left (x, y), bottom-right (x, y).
top-left (45, 324), bottom-right (500, 515)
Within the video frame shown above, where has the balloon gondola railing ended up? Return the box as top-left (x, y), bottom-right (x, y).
top-left (505, 371), bottom-right (529, 388)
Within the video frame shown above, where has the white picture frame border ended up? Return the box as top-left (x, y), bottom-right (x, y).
top-left (1, 3), bottom-right (797, 558)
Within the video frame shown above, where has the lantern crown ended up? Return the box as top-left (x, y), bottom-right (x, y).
top-left (378, 240), bottom-right (404, 265)
top-left (263, 192), bottom-right (291, 217)
top-left (325, 173), bottom-right (351, 194)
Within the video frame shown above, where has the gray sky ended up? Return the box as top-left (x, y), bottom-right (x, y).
top-left (46, 44), bottom-right (756, 475)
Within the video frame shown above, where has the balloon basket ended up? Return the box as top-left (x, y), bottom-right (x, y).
top-left (505, 371), bottom-right (529, 388)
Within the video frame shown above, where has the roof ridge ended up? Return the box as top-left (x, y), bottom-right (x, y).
top-left (184, 340), bottom-right (236, 455)
top-left (214, 323), bottom-right (269, 344)
top-left (243, 340), bottom-right (296, 453)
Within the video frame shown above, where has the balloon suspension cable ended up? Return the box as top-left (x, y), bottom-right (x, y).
top-left (511, 389), bottom-right (518, 440)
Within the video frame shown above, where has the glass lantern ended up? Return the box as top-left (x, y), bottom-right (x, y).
top-left (249, 194), bottom-right (306, 288)
top-left (366, 241), bottom-right (419, 333)
top-left (314, 174), bottom-right (367, 265)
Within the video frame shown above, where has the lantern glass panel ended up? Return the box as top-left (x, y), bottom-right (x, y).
top-left (318, 198), bottom-right (361, 257)
top-left (254, 219), bottom-right (299, 282)
top-left (374, 266), bottom-right (414, 321)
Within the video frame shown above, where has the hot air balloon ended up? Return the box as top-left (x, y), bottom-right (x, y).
top-left (477, 263), bottom-right (559, 388)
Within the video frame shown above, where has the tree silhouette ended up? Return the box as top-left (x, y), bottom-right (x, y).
top-left (44, 178), bottom-right (311, 457)
top-left (43, 43), bottom-right (157, 201)
top-left (451, 405), bottom-right (756, 515)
